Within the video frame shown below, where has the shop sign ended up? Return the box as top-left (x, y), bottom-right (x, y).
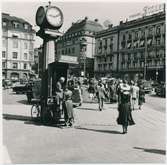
top-left (59, 55), bottom-right (78, 64)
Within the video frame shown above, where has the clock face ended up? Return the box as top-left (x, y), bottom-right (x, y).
top-left (36, 6), bottom-right (45, 26)
top-left (46, 6), bottom-right (63, 28)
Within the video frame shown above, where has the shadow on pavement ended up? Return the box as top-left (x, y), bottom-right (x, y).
top-left (3, 113), bottom-right (31, 121)
top-left (3, 113), bottom-right (65, 128)
top-left (17, 100), bottom-right (29, 105)
top-left (75, 126), bottom-right (122, 134)
top-left (134, 147), bottom-right (166, 155)
top-left (76, 107), bottom-right (98, 111)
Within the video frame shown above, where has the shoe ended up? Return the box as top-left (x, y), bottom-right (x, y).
top-left (99, 108), bottom-right (102, 111)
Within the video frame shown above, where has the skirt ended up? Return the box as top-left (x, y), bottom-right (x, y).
top-left (117, 103), bottom-right (135, 126)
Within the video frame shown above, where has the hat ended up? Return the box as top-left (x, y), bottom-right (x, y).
top-left (60, 77), bottom-right (65, 82)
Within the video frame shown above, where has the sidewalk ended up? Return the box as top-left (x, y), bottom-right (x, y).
top-left (2, 100), bottom-right (166, 163)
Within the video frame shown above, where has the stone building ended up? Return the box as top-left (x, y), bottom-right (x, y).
top-left (95, 6), bottom-right (165, 82)
top-left (56, 17), bottom-right (103, 77)
top-left (2, 13), bottom-right (35, 81)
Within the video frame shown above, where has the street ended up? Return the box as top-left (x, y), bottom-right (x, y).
top-left (2, 88), bottom-right (166, 164)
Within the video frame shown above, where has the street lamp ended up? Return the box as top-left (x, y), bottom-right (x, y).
top-left (80, 37), bottom-right (87, 77)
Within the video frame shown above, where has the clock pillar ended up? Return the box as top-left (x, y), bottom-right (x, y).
top-left (36, 2), bottom-right (63, 123)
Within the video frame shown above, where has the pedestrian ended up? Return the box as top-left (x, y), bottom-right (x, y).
top-left (130, 81), bottom-right (139, 110)
top-left (138, 83), bottom-right (145, 110)
top-left (53, 77), bottom-right (65, 122)
top-left (63, 85), bottom-right (74, 127)
top-left (88, 81), bottom-right (95, 102)
top-left (96, 80), bottom-right (107, 111)
top-left (117, 79), bottom-right (135, 134)
top-left (109, 79), bottom-right (117, 103)
top-left (72, 81), bottom-right (83, 106)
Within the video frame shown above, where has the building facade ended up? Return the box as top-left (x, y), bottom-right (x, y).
top-left (56, 17), bottom-right (103, 77)
top-left (2, 13), bottom-right (36, 81)
top-left (95, 25), bottom-right (119, 78)
top-left (94, 10), bottom-right (165, 82)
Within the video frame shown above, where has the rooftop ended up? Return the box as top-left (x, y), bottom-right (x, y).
top-left (2, 13), bottom-right (31, 25)
top-left (65, 17), bottom-right (103, 34)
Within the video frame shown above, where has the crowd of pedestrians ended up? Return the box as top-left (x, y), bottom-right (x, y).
top-left (51, 76), bottom-right (146, 134)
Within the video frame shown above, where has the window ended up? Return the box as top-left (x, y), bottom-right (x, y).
top-left (12, 52), bottom-right (18, 59)
top-left (72, 47), bottom-right (75, 53)
top-left (24, 42), bottom-right (28, 49)
top-left (13, 63), bottom-right (18, 69)
top-left (13, 22), bottom-right (19, 28)
top-left (3, 21), bottom-right (7, 26)
top-left (30, 35), bottom-right (34, 40)
top-left (68, 48), bottom-right (71, 54)
top-left (156, 26), bottom-right (161, 34)
top-left (29, 43), bottom-right (33, 50)
top-left (24, 34), bottom-right (28, 39)
top-left (104, 39), bottom-right (107, 49)
top-left (135, 31), bottom-right (138, 39)
top-left (13, 39), bottom-right (18, 48)
top-left (24, 24), bottom-right (29, 30)
top-left (62, 50), bottom-right (64, 55)
top-left (29, 52), bottom-right (33, 60)
top-left (128, 33), bottom-right (132, 40)
top-left (123, 34), bottom-right (126, 40)
top-left (23, 63), bottom-right (27, 69)
top-left (2, 51), bottom-right (6, 58)
top-left (141, 30), bottom-right (145, 38)
top-left (2, 62), bottom-right (6, 68)
top-left (148, 27), bottom-right (153, 36)
top-left (24, 53), bottom-right (28, 60)
top-left (156, 38), bottom-right (161, 45)
top-left (3, 39), bottom-right (6, 47)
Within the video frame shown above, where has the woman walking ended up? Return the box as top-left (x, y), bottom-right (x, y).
top-left (117, 80), bottom-right (135, 134)
top-left (138, 83), bottom-right (145, 110)
top-left (63, 85), bottom-right (74, 127)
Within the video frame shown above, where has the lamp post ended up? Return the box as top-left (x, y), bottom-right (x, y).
top-left (144, 36), bottom-right (147, 80)
top-left (80, 37), bottom-right (87, 78)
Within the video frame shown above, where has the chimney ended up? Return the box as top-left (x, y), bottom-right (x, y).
top-left (85, 16), bottom-right (88, 20)
top-left (108, 24), bottom-right (113, 28)
top-left (120, 21), bottom-right (123, 25)
top-left (94, 19), bottom-right (98, 22)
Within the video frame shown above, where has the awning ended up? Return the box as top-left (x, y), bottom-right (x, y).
top-left (140, 40), bottom-right (144, 46)
top-left (127, 43), bottom-right (131, 48)
top-left (147, 39), bottom-right (152, 45)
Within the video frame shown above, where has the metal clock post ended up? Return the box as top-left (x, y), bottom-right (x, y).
top-left (35, 2), bottom-right (63, 123)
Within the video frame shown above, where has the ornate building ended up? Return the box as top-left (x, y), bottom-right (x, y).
top-left (55, 17), bottom-right (103, 77)
top-left (95, 25), bottom-right (119, 78)
top-left (118, 10), bottom-right (165, 82)
top-left (2, 13), bottom-right (35, 81)
top-left (94, 8), bottom-right (165, 81)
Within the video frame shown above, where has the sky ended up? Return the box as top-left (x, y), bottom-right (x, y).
top-left (1, 0), bottom-right (166, 48)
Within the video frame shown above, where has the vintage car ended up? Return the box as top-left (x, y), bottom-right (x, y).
top-left (155, 82), bottom-right (166, 97)
top-left (2, 79), bottom-right (13, 89)
top-left (142, 80), bottom-right (153, 93)
top-left (12, 82), bottom-right (28, 94)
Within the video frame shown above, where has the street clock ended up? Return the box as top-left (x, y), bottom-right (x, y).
top-left (36, 5), bottom-right (63, 30)
top-left (36, 6), bottom-right (45, 26)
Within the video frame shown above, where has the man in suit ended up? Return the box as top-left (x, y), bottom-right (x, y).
top-left (96, 80), bottom-right (106, 111)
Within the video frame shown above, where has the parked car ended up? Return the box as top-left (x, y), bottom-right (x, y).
top-left (12, 82), bottom-right (28, 94)
top-left (2, 79), bottom-right (13, 89)
top-left (155, 82), bottom-right (166, 97)
top-left (142, 80), bottom-right (153, 93)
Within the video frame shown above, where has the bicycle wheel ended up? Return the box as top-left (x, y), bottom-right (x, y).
top-left (31, 104), bottom-right (40, 119)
